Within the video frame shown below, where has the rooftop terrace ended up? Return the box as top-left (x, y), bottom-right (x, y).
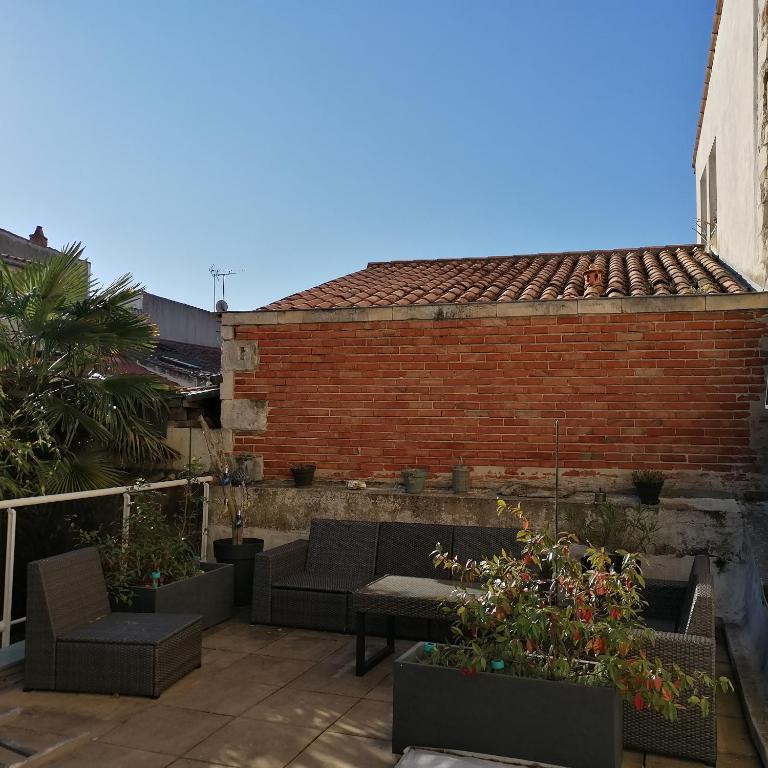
top-left (0, 615), bottom-right (759, 768)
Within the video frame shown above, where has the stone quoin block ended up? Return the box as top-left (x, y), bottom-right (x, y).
top-left (221, 399), bottom-right (267, 432)
top-left (222, 339), bottom-right (258, 371)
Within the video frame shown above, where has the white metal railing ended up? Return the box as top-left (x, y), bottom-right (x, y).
top-left (0, 475), bottom-right (213, 649)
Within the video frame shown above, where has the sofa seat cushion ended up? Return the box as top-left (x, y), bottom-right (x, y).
top-left (645, 617), bottom-right (678, 633)
top-left (274, 571), bottom-right (370, 594)
top-left (58, 612), bottom-right (201, 646)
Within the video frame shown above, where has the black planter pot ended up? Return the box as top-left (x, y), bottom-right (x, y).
top-left (112, 561), bottom-right (234, 629)
top-left (213, 537), bottom-right (264, 606)
top-left (393, 643), bottom-right (622, 768)
top-left (634, 480), bottom-right (664, 505)
top-left (291, 464), bottom-right (316, 487)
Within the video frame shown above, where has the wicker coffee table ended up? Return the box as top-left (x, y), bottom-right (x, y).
top-left (352, 575), bottom-right (481, 676)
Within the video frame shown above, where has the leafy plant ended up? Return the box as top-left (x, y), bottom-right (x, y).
top-left (429, 500), bottom-right (731, 720)
top-left (632, 469), bottom-right (665, 485)
top-left (0, 247), bottom-right (176, 497)
top-left (211, 482), bottom-right (256, 545)
top-left (563, 502), bottom-right (659, 553)
top-left (75, 485), bottom-right (201, 604)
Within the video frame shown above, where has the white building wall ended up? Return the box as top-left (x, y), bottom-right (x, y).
top-left (696, 0), bottom-right (765, 288)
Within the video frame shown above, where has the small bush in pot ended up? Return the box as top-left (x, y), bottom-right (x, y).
top-left (75, 486), bottom-right (201, 605)
top-left (424, 500), bottom-right (730, 724)
top-left (564, 501), bottom-right (660, 563)
top-left (632, 469), bottom-right (665, 505)
top-left (211, 482), bottom-right (264, 606)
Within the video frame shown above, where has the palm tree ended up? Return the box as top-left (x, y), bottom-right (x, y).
top-left (0, 244), bottom-right (177, 496)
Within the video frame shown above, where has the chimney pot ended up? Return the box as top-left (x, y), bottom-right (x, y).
top-left (29, 226), bottom-right (48, 247)
top-left (584, 263), bottom-right (605, 291)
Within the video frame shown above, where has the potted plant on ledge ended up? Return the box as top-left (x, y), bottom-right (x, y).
top-left (392, 501), bottom-right (730, 768)
top-left (632, 469), bottom-right (665, 505)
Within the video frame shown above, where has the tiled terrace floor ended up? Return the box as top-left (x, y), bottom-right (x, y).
top-left (0, 618), bottom-right (760, 768)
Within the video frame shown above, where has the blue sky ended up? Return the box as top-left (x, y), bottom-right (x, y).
top-left (1, 1), bottom-right (714, 311)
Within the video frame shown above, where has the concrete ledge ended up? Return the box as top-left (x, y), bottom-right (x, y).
top-left (223, 292), bottom-right (768, 326)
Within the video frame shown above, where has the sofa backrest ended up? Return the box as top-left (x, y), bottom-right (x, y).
top-left (677, 555), bottom-right (715, 637)
top-left (305, 519), bottom-right (379, 583)
top-left (452, 525), bottom-right (524, 568)
top-left (374, 522), bottom-right (453, 579)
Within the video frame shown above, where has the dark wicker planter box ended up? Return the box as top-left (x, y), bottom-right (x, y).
top-left (393, 643), bottom-right (622, 768)
top-left (113, 562), bottom-right (234, 630)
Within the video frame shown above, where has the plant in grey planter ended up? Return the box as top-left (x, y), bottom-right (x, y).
top-left (75, 485), bottom-right (234, 629)
top-left (393, 501), bottom-right (731, 767)
top-left (563, 501), bottom-right (660, 564)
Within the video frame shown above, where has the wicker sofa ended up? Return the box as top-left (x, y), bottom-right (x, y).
top-left (25, 548), bottom-right (202, 698)
top-left (626, 555), bottom-right (717, 764)
top-left (251, 518), bottom-right (522, 632)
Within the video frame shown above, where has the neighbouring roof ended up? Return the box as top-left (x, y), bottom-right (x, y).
top-left (692, 0), bottom-right (724, 166)
top-left (260, 245), bottom-right (752, 310)
top-left (113, 339), bottom-right (221, 389)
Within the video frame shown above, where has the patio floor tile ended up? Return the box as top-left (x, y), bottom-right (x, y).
top-left (160, 674), bottom-right (278, 716)
top-left (286, 732), bottom-right (397, 768)
top-left (621, 751), bottom-right (644, 767)
top-left (241, 688), bottom-right (358, 729)
top-left (286, 660), bottom-right (391, 697)
top-left (100, 704), bottom-right (231, 756)
top-left (364, 675), bottom-right (393, 703)
top-left (718, 689), bottom-right (745, 719)
top-left (714, 755), bottom-right (764, 767)
top-left (0, 688), bottom-right (150, 722)
top-left (0, 704), bottom-right (120, 738)
top-left (45, 740), bottom-right (175, 767)
top-left (201, 649), bottom-right (248, 672)
top-left (169, 760), bottom-right (231, 768)
top-left (203, 623), bottom-right (290, 653)
top-left (256, 633), bottom-right (347, 662)
top-left (184, 717), bottom-right (322, 768)
top-left (221, 653), bottom-right (315, 687)
top-left (329, 699), bottom-right (392, 740)
top-left (718, 715), bottom-right (759, 757)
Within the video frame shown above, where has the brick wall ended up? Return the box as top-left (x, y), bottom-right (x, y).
top-left (229, 308), bottom-right (768, 490)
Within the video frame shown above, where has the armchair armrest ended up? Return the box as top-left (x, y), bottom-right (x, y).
top-left (634, 628), bottom-right (715, 677)
top-left (251, 539), bottom-right (308, 624)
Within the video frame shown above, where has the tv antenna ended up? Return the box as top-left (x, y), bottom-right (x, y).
top-left (210, 265), bottom-right (237, 311)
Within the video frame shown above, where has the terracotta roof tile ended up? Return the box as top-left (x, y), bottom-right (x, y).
top-left (260, 245), bottom-right (754, 310)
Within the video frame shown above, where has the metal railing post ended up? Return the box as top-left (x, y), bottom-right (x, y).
top-left (2, 509), bottom-right (17, 649)
top-left (122, 493), bottom-right (131, 547)
top-left (201, 482), bottom-right (210, 561)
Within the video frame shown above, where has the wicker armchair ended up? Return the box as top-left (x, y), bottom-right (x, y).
top-left (25, 548), bottom-right (202, 698)
top-left (251, 520), bottom-right (379, 632)
top-left (624, 555), bottom-right (717, 764)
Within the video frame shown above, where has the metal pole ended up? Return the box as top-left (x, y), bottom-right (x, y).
top-left (2, 509), bottom-right (17, 649)
top-left (122, 493), bottom-right (131, 547)
top-left (201, 482), bottom-right (210, 561)
top-left (554, 419), bottom-right (560, 537)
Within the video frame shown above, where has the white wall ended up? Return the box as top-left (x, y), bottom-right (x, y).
top-left (131, 292), bottom-right (221, 347)
top-left (696, 0), bottom-right (765, 288)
